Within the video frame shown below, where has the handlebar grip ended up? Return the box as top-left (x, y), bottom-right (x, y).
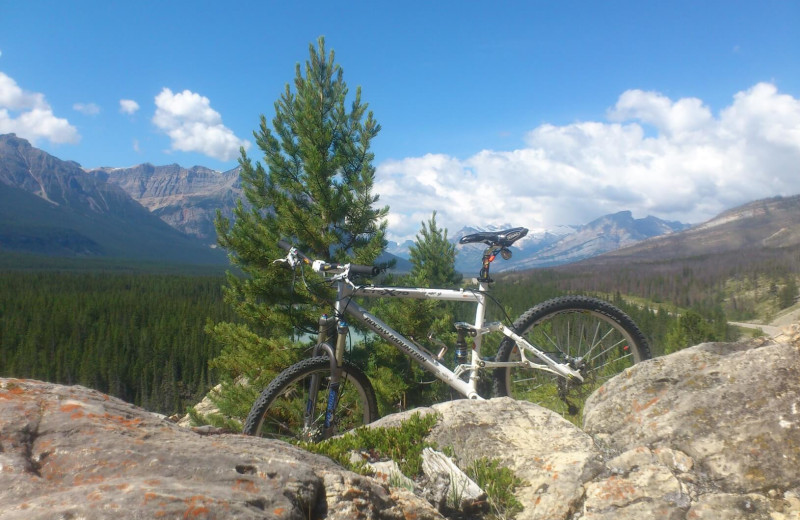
top-left (349, 264), bottom-right (381, 277)
top-left (277, 240), bottom-right (294, 252)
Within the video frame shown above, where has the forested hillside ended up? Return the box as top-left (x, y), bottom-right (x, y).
top-left (487, 273), bottom-right (733, 358)
top-left (0, 262), bottom-right (741, 417)
top-left (544, 196), bottom-right (800, 322)
top-left (0, 272), bottom-right (234, 414)
top-left (540, 240), bottom-right (800, 323)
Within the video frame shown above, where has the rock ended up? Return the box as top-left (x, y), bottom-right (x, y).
top-left (4, 333), bottom-right (800, 519)
top-left (0, 378), bottom-right (442, 520)
top-left (420, 447), bottom-right (487, 514)
top-left (369, 397), bottom-right (601, 520)
top-left (582, 446), bottom-right (688, 519)
top-left (367, 335), bottom-right (800, 519)
top-left (176, 383), bottom-right (223, 428)
top-left (583, 337), bottom-right (800, 518)
top-left (363, 460), bottom-right (416, 491)
top-left (584, 339), bottom-right (800, 493)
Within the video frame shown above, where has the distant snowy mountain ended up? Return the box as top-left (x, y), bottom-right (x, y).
top-left (451, 224), bottom-right (576, 275)
top-left (510, 211), bottom-right (688, 270)
top-left (388, 213), bottom-right (688, 275)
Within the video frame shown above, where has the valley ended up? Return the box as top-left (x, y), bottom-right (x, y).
top-left (1, 132), bottom-right (798, 415)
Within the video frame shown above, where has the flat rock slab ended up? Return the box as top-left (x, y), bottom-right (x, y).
top-left (0, 378), bottom-right (441, 520)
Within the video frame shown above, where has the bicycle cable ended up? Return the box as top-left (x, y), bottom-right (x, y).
top-left (463, 286), bottom-right (518, 330)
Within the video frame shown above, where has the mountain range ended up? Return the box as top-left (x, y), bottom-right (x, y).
top-left (576, 194), bottom-right (800, 265)
top-left (2, 133), bottom-right (793, 274)
top-left (0, 134), bottom-right (224, 264)
top-left (89, 163), bottom-right (242, 246)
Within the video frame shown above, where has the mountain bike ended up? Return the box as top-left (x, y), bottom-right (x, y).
top-left (243, 227), bottom-right (651, 441)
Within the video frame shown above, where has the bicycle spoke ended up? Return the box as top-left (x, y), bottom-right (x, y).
top-left (495, 296), bottom-right (650, 424)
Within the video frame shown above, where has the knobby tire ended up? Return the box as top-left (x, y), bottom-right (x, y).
top-left (493, 295), bottom-right (651, 420)
top-left (243, 356), bottom-right (378, 441)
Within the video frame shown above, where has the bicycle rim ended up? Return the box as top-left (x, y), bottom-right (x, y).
top-left (245, 357), bottom-right (376, 441)
top-left (497, 297), bottom-right (649, 421)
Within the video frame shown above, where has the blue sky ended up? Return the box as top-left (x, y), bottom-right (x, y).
top-left (1, 1), bottom-right (799, 241)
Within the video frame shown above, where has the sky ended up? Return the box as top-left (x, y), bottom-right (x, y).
top-left (1, 1), bottom-right (799, 242)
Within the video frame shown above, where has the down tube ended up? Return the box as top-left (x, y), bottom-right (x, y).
top-left (342, 301), bottom-right (482, 400)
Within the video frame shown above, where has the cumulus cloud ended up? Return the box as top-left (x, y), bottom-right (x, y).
top-left (376, 82), bottom-right (800, 242)
top-left (73, 102), bottom-right (100, 115)
top-left (152, 88), bottom-right (249, 161)
top-left (0, 71), bottom-right (80, 144)
top-left (119, 99), bottom-right (139, 115)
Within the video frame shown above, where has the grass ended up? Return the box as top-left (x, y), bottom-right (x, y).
top-left (467, 458), bottom-right (525, 520)
top-left (300, 411), bottom-right (439, 477)
top-left (299, 411), bottom-right (525, 519)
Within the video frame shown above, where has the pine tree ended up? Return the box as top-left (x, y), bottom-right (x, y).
top-left (408, 212), bottom-right (462, 289)
top-left (368, 213), bottom-right (463, 412)
top-left (206, 37), bottom-right (388, 422)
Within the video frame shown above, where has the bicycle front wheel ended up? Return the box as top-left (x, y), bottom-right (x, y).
top-left (243, 356), bottom-right (378, 441)
top-left (493, 296), bottom-right (651, 421)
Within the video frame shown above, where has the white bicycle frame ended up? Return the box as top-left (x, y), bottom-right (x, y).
top-left (327, 269), bottom-right (584, 400)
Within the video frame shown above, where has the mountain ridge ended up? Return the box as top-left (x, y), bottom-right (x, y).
top-left (581, 194), bottom-right (800, 264)
top-left (0, 134), bottom-right (225, 264)
top-left (89, 163), bottom-right (242, 244)
top-left (5, 133), bottom-right (790, 274)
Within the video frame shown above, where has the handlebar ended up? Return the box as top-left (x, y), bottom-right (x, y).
top-left (276, 240), bottom-right (380, 277)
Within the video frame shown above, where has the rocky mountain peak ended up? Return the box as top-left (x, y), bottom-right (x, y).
top-left (1, 133), bottom-right (130, 215)
top-left (87, 163), bottom-right (243, 244)
top-left (0, 133), bottom-right (225, 263)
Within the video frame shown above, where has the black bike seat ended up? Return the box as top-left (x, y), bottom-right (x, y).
top-left (458, 227), bottom-right (528, 247)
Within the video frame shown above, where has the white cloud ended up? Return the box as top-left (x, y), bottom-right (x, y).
top-left (119, 99), bottom-right (140, 115)
top-left (152, 88), bottom-right (249, 161)
top-left (0, 72), bottom-right (79, 144)
top-left (73, 102), bottom-right (100, 115)
top-left (376, 82), bottom-right (800, 242)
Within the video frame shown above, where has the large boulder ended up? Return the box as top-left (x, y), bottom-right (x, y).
top-left (583, 336), bottom-right (800, 518)
top-left (0, 378), bottom-right (442, 520)
top-left (370, 334), bottom-right (800, 519)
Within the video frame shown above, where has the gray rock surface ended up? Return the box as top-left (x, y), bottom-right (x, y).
top-left (583, 335), bottom-right (800, 519)
top-left (0, 379), bottom-right (441, 520)
top-left (369, 397), bottom-right (601, 520)
top-left (3, 333), bottom-right (799, 519)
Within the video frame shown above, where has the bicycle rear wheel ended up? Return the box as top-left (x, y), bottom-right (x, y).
top-left (243, 356), bottom-right (378, 441)
top-left (493, 296), bottom-right (651, 421)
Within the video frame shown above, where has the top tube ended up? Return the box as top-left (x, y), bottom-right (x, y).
top-left (349, 285), bottom-right (484, 302)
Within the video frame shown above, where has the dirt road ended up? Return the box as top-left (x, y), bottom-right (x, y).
top-left (729, 303), bottom-right (800, 338)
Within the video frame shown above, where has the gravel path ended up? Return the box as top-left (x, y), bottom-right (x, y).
top-left (729, 303), bottom-right (800, 337)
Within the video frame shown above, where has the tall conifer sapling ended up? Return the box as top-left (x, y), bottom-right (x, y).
top-left (205, 37), bottom-right (388, 424)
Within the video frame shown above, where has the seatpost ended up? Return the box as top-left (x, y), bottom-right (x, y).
top-left (478, 245), bottom-right (503, 283)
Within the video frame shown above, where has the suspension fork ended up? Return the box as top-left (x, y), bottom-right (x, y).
top-left (306, 283), bottom-right (351, 438)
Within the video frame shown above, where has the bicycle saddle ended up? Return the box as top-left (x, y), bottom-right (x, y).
top-left (458, 227), bottom-right (528, 247)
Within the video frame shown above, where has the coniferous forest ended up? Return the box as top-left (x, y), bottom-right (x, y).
top-left (0, 270), bottom-right (234, 415)
top-left (0, 260), bottom-right (751, 417)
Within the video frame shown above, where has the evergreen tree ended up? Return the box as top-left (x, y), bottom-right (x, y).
top-left (778, 277), bottom-right (798, 310)
top-left (206, 37), bottom-right (388, 422)
top-left (408, 212), bottom-right (462, 289)
top-left (368, 213), bottom-right (463, 412)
